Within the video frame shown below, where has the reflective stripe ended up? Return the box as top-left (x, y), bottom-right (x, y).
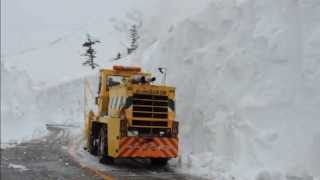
top-left (118, 137), bottom-right (178, 158)
top-left (123, 96), bottom-right (133, 109)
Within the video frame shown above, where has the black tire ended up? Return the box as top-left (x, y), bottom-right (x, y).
top-left (98, 126), bottom-right (114, 164)
top-left (150, 158), bottom-right (169, 166)
top-left (88, 134), bottom-right (98, 155)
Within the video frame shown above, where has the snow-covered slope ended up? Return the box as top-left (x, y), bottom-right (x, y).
top-left (123, 0), bottom-right (320, 179)
top-left (1, 62), bottom-right (98, 144)
top-left (1, 64), bottom-right (46, 143)
top-left (36, 76), bottom-right (97, 125)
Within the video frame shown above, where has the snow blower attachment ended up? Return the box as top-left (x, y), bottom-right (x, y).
top-left (84, 66), bottom-right (178, 166)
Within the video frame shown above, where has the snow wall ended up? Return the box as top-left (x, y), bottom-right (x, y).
top-left (36, 76), bottom-right (98, 126)
top-left (1, 63), bottom-right (98, 144)
top-left (123, 0), bottom-right (320, 179)
top-left (1, 63), bottom-right (46, 143)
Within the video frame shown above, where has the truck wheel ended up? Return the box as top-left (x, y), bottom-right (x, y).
top-left (150, 158), bottom-right (169, 166)
top-left (98, 126), bottom-right (114, 164)
top-left (88, 134), bottom-right (98, 155)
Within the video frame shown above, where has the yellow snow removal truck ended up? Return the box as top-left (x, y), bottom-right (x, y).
top-left (84, 65), bottom-right (178, 165)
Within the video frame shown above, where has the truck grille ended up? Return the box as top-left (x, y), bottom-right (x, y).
top-left (132, 120), bottom-right (168, 127)
top-left (132, 94), bottom-right (168, 120)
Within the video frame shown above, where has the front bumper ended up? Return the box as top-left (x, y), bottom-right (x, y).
top-left (118, 137), bottom-right (178, 158)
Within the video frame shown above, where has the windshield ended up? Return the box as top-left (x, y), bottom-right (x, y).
top-left (108, 76), bottom-right (125, 87)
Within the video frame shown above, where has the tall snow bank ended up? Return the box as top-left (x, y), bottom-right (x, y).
top-left (125, 0), bottom-right (320, 179)
top-left (1, 60), bottom-right (98, 147)
top-left (1, 64), bottom-right (46, 144)
top-left (0, 63), bottom-right (98, 144)
top-left (36, 76), bottom-right (98, 126)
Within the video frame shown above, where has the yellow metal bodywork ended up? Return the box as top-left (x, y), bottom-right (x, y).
top-left (105, 117), bottom-right (120, 157)
top-left (84, 67), bottom-right (177, 158)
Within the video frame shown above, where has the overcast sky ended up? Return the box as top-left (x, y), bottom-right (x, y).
top-left (1, 0), bottom-right (158, 57)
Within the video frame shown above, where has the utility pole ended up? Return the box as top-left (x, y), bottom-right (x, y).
top-left (82, 34), bottom-right (100, 69)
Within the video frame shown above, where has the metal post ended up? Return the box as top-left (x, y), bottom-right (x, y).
top-left (84, 78), bottom-right (87, 120)
top-left (164, 70), bottom-right (167, 85)
top-left (158, 67), bottom-right (167, 85)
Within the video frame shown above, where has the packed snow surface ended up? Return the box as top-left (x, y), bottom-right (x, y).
top-left (8, 163), bottom-right (29, 172)
top-left (1, 0), bottom-right (320, 179)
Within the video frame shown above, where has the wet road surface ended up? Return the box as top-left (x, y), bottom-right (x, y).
top-left (1, 126), bottom-right (207, 180)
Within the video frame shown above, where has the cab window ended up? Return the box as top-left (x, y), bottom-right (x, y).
top-left (107, 76), bottom-right (124, 87)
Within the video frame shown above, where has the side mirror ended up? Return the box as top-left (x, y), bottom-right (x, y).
top-left (95, 96), bottom-right (99, 105)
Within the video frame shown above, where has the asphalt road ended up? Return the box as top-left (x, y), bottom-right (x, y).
top-left (1, 126), bottom-right (207, 180)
